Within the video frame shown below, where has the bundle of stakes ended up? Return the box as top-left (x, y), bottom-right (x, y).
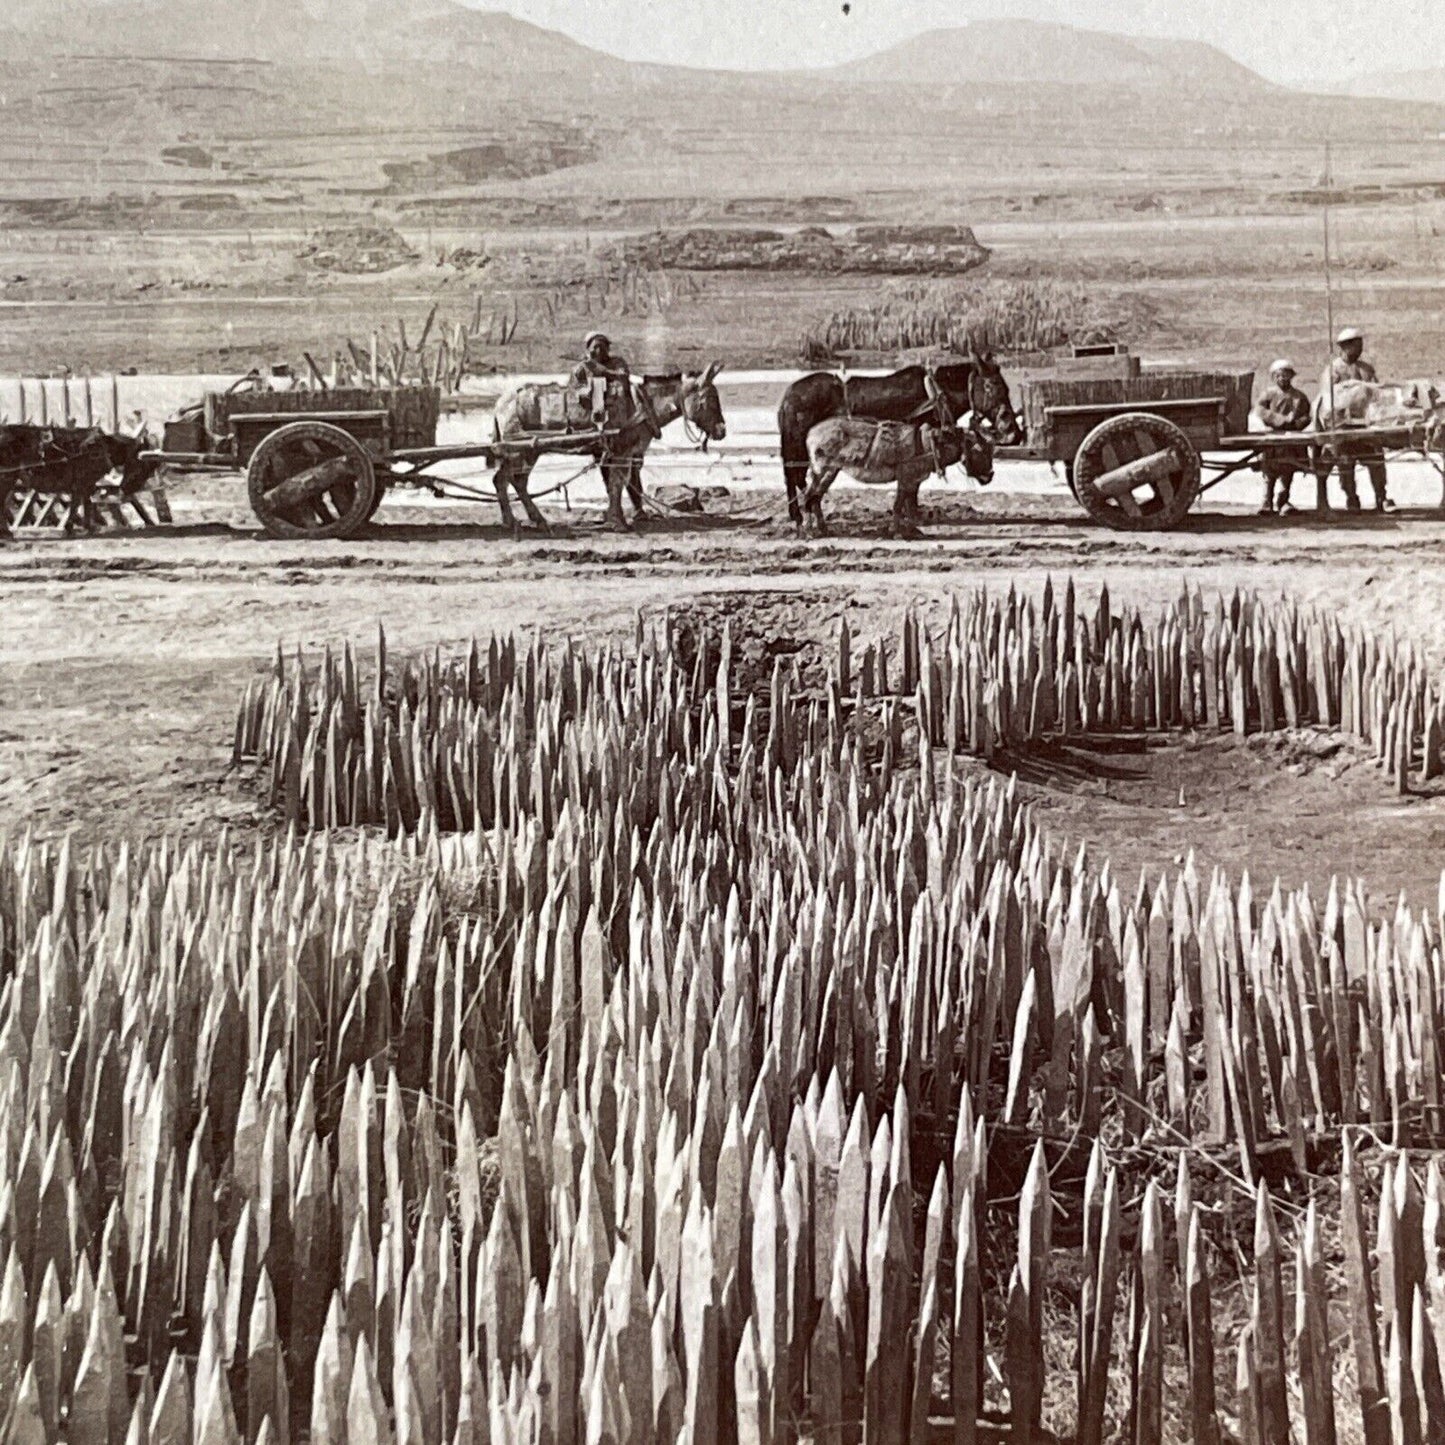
top-left (6, 579), bottom-right (1445, 1445)
top-left (295, 301), bottom-right (518, 398)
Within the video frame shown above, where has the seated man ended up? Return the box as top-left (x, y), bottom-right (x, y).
top-left (571, 332), bottom-right (631, 428)
top-left (1253, 360), bottom-right (1311, 514)
top-left (1316, 326), bottom-right (1392, 512)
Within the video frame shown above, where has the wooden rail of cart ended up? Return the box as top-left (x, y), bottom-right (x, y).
top-left (995, 366), bottom-right (1443, 528)
top-left (143, 380), bottom-right (611, 540)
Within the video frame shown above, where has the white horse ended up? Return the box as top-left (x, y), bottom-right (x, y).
top-left (1314, 378), bottom-right (1442, 430)
top-left (491, 363), bottom-right (726, 533)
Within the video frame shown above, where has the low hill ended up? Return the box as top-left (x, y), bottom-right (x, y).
top-left (832, 18), bottom-right (1274, 92)
top-left (0, 0), bottom-right (1441, 216)
top-left (1331, 68), bottom-right (1445, 106)
top-left (5, 0), bottom-right (631, 76)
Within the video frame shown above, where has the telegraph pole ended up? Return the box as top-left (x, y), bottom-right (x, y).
top-left (1322, 140), bottom-right (1337, 426)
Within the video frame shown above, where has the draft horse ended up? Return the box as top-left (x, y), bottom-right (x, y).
top-left (492, 364), bottom-right (727, 533)
top-left (777, 352), bottom-right (1022, 526)
top-left (0, 425), bottom-right (158, 537)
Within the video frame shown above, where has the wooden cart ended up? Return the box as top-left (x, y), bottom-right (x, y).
top-left (146, 380), bottom-right (610, 540)
top-left (995, 369), bottom-right (1257, 530)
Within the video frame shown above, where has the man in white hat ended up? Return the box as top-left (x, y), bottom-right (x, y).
top-left (571, 331), bottom-right (631, 427)
top-left (1254, 360), bottom-right (1311, 514)
top-left (1317, 327), bottom-right (1392, 511)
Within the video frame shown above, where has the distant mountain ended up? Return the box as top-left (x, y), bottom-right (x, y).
top-left (0, 0), bottom-right (1440, 216)
top-left (1329, 69), bottom-right (1445, 106)
top-left (832, 18), bottom-right (1274, 92)
top-left (8, 2), bottom-right (1277, 95)
top-left (5, 0), bottom-right (630, 75)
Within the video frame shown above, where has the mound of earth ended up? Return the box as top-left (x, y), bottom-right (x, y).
top-left (382, 135), bottom-right (594, 191)
top-left (437, 247), bottom-right (492, 273)
top-left (297, 225), bottom-right (420, 275)
top-left (604, 225), bottom-right (991, 275)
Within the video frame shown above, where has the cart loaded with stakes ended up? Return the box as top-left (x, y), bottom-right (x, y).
top-left (1000, 349), bottom-right (1445, 529)
top-left (144, 375), bottom-right (620, 540)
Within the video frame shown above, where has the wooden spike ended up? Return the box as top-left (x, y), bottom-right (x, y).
top-left (1342, 1136), bottom-right (1390, 1445)
top-left (1131, 1182), bottom-right (1163, 1445)
top-left (1296, 1202), bottom-right (1336, 1445)
top-left (864, 1186), bottom-right (910, 1445)
top-left (1185, 1209), bottom-right (1220, 1445)
top-left (1252, 1184), bottom-right (1289, 1445)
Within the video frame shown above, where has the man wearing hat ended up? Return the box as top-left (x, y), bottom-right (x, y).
top-left (1254, 359), bottom-right (1312, 514)
top-left (571, 331), bottom-right (631, 427)
top-left (1317, 327), bottom-right (1392, 511)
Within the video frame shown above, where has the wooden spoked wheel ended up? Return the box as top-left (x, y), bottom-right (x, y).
top-left (1071, 413), bottom-right (1201, 531)
top-left (246, 421), bottom-right (377, 540)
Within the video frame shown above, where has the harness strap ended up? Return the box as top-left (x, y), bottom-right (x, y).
top-left (863, 420), bottom-right (888, 476)
top-left (926, 428), bottom-right (945, 480)
top-left (634, 384), bottom-right (662, 440)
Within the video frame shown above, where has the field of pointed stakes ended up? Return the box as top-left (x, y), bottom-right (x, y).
top-left (15, 575), bottom-right (1445, 1445)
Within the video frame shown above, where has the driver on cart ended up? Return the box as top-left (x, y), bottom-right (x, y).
top-left (572, 332), bottom-right (632, 429)
top-left (1316, 327), bottom-right (1393, 512)
top-left (1253, 360), bottom-right (1312, 515)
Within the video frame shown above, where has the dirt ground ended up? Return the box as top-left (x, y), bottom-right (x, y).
top-left (6, 485), bottom-right (1445, 916)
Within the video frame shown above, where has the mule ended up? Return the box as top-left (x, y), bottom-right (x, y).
top-left (800, 411), bottom-right (994, 536)
top-left (777, 354), bottom-right (1022, 525)
top-left (0, 425), bottom-right (158, 537)
top-left (492, 364), bottom-right (727, 533)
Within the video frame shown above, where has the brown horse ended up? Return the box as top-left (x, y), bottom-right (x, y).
top-left (492, 364), bottom-right (727, 533)
top-left (777, 355), bottom-right (1022, 526)
top-left (0, 425), bottom-right (158, 537)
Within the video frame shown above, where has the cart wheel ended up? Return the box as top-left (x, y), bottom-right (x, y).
top-left (246, 421), bottom-right (377, 540)
top-left (1063, 459), bottom-right (1078, 500)
top-left (1072, 413), bottom-right (1201, 531)
top-left (366, 483), bottom-right (386, 521)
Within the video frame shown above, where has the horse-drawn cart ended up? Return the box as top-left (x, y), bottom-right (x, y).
top-left (998, 364), bottom-right (1444, 528)
top-left (145, 379), bottom-right (611, 540)
top-left (997, 368), bottom-right (1256, 529)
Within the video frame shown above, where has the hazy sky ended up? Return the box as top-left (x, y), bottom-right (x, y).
top-left (485, 0), bottom-right (1441, 87)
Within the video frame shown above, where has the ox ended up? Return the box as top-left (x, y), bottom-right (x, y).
top-left (0, 425), bottom-right (159, 538)
top-left (799, 412), bottom-right (994, 536)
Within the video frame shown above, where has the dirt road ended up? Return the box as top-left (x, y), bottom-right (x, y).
top-left (5, 489), bottom-right (1445, 911)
